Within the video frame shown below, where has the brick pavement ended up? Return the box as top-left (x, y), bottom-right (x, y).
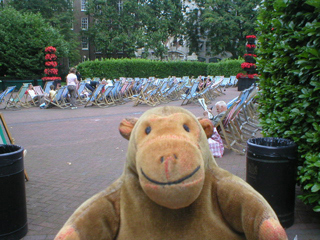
top-left (1, 87), bottom-right (319, 240)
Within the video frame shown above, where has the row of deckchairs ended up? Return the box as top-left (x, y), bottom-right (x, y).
top-left (0, 75), bottom-right (239, 109)
top-left (215, 85), bottom-right (260, 155)
top-left (0, 81), bottom-right (54, 109)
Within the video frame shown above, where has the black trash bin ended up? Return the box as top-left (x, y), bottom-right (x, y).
top-left (0, 144), bottom-right (28, 240)
top-left (246, 137), bottom-right (297, 228)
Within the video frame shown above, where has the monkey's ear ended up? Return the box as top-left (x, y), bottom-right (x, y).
top-left (198, 118), bottom-right (214, 139)
top-left (119, 118), bottom-right (138, 140)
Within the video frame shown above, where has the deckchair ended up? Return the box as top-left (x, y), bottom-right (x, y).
top-left (196, 83), bottom-right (213, 105)
top-left (117, 81), bottom-right (131, 103)
top-left (233, 87), bottom-right (260, 137)
top-left (5, 84), bottom-right (30, 109)
top-left (76, 81), bottom-right (88, 105)
top-left (44, 86), bottom-right (70, 109)
top-left (207, 77), bottom-right (224, 100)
top-left (123, 80), bottom-right (135, 100)
top-left (156, 80), bottom-right (171, 104)
top-left (0, 86), bottom-right (17, 109)
top-left (161, 82), bottom-right (180, 102)
top-left (98, 86), bottom-right (116, 107)
top-left (25, 88), bottom-right (42, 107)
top-left (132, 82), bottom-right (160, 107)
top-left (180, 81), bottom-right (200, 105)
top-left (84, 84), bottom-right (105, 107)
top-left (219, 77), bottom-right (230, 88)
top-left (43, 81), bottom-right (54, 94)
top-left (33, 86), bottom-right (45, 95)
top-left (222, 87), bottom-right (260, 146)
top-left (229, 76), bottom-right (237, 87)
top-left (215, 99), bottom-right (246, 155)
top-left (108, 81), bottom-right (123, 104)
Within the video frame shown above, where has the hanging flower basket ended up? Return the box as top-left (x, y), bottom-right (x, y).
top-left (45, 46), bottom-right (57, 54)
top-left (236, 73), bottom-right (260, 80)
top-left (241, 62), bottom-right (256, 70)
top-left (246, 35), bottom-right (256, 44)
top-left (42, 46), bottom-right (61, 82)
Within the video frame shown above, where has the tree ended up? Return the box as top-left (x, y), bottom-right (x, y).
top-left (139, 0), bottom-right (185, 59)
top-left (257, 0), bottom-right (320, 212)
top-left (9, 0), bottom-right (79, 63)
top-left (86, 0), bottom-right (184, 60)
top-left (86, 0), bottom-right (142, 58)
top-left (0, 7), bottom-right (71, 78)
top-left (185, 0), bottom-right (261, 59)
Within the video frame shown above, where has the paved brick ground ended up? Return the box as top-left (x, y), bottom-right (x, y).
top-left (1, 87), bottom-right (319, 240)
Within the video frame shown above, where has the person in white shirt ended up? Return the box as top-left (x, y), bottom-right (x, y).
top-left (25, 84), bottom-right (44, 106)
top-left (66, 67), bottom-right (79, 109)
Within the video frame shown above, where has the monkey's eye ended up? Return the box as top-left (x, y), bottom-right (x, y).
top-left (145, 126), bottom-right (151, 134)
top-left (183, 124), bottom-right (190, 132)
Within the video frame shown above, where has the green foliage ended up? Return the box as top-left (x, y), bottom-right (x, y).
top-left (297, 152), bottom-right (320, 212)
top-left (185, 0), bottom-right (260, 58)
top-left (208, 59), bottom-right (244, 77)
top-left (0, 7), bottom-right (70, 78)
top-left (257, 0), bottom-right (320, 211)
top-left (87, 0), bottom-right (184, 59)
top-left (77, 59), bottom-right (208, 79)
top-left (9, 0), bottom-right (79, 64)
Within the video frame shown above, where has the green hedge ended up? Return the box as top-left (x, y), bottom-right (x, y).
top-left (257, 0), bottom-right (320, 212)
top-left (76, 58), bottom-right (243, 79)
top-left (208, 59), bottom-right (244, 77)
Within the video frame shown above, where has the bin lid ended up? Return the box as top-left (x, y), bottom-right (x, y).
top-left (247, 137), bottom-right (297, 159)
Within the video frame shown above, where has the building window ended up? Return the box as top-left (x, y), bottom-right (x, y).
top-left (81, 0), bottom-right (87, 11)
top-left (82, 36), bottom-right (89, 50)
top-left (81, 17), bottom-right (88, 30)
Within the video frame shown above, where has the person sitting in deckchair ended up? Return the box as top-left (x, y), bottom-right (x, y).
top-left (40, 85), bottom-right (56, 109)
top-left (25, 84), bottom-right (44, 106)
top-left (203, 100), bottom-right (227, 158)
top-left (203, 101), bottom-right (227, 126)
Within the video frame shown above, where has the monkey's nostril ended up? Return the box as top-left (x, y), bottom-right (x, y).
top-left (160, 156), bottom-right (164, 163)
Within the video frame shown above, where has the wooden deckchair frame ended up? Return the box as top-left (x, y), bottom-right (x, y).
top-left (6, 84), bottom-right (30, 109)
top-left (44, 86), bottom-right (70, 109)
top-left (84, 84), bottom-right (105, 107)
top-left (215, 99), bottom-right (246, 155)
top-left (97, 86), bottom-right (116, 107)
top-left (1, 86), bottom-right (16, 109)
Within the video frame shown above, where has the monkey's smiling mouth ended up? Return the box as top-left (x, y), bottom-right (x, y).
top-left (141, 166), bottom-right (201, 186)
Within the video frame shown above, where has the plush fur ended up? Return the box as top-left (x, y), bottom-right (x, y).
top-left (55, 106), bottom-right (287, 240)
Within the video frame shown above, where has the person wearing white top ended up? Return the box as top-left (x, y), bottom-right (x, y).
top-left (66, 67), bottom-right (79, 109)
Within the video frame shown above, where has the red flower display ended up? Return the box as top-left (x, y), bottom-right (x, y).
top-left (42, 46), bottom-right (61, 81)
top-left (236, 73), bottom-right (259, 79)
top-left (45, 46), bottom-right (57, 53)
top-left (243, 53), bottom-right (257, 58)
top-left (44, 68), bottom-right (59, 75)
top-left (246, 44), bottom-right (256, 49)
top-left (241, 62), bottom-right (256, 69)
top-left (42, 77), bottom-right (62, 81)
top-left (45, 54), bottom-right (57, 61)
top-left (237, 35), bottom-right (259, 91)
top-left (246, 35), bottom-right (257, 39)
top-left (45, 61), bottom-right (58, 67)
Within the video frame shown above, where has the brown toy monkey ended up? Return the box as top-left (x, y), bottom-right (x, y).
top-left (55, 106), bottom-right (287, 240)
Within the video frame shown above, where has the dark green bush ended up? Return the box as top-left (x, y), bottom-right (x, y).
top-left (257, 0), bottom-right (320, 212)
top-left (208, 59), bottom-right (244, 77)
top-left (77, 58), bottom-right (242, 79)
